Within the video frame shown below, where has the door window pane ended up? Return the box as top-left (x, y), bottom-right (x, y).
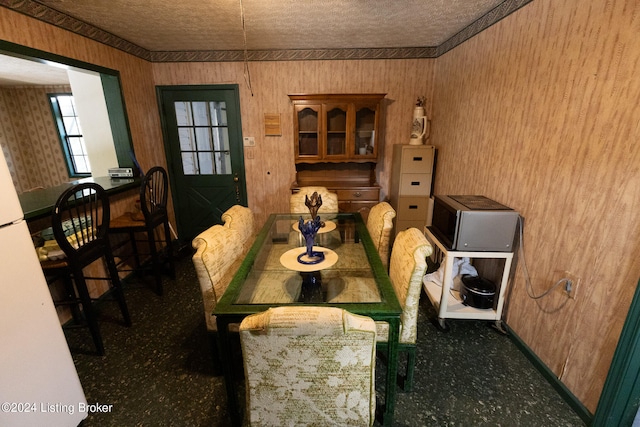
top-left (198, 152), bottom-right (215, 174)
top-left (178, 128), bottom-right (196, 151)
top-left (195, 128), bottom-right (212, 151)
top-left (181, 152), bottom-right (197, 175)
top-left (210, 101), bottom-right (228, 126)
top-left (212, 128), bottom-right (230, 151)
top-left (175, 102), bottom-right (193, 126)
top-left (174, 101), bottom-right (231, 176)
top-left (215, 152), bottom-right (232, 174)
top-left (192, 102), bottom-right (210, 126)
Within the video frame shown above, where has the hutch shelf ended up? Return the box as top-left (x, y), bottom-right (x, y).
top-left (289, 94), bottom-right (386, 221)
top-left (289, 93), bottom-right (385, 163)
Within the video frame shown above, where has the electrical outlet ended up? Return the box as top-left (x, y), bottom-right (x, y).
top-left (554, 270), bottom-right (580, 299)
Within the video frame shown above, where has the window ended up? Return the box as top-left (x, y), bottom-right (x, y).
top-left (49, 94), bottom-right (91, 177)
top-left (174, 101), bottom-right (231, 175)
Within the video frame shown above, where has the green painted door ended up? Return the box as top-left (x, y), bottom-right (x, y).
top-left (158, 85), bottom-right (247, 242)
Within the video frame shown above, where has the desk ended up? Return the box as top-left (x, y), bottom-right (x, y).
top-left (214, 213), bottom-right (402, 426)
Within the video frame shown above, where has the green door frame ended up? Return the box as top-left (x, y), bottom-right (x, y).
top-left (593, 278), bottom-right (640, 426)
top-left (156, 84), bottom-right (247, 241)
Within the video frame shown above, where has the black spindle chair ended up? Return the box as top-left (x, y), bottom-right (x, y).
top-left (42, 182), bottom-right (131, 355)
top-left (109, 166), bottom-right (175, 295)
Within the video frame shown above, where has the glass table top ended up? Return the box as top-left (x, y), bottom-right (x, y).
top-left (215, 213), bottom-right (401, 316)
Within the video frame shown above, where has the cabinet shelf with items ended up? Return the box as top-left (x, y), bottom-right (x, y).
top-left (422, 226), bottom-right (514, 330)
top-left (289, 94), bottom-right (385, 164)
top-left (290, 94), bottom-right (386, 221)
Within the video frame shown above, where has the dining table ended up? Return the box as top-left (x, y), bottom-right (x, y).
top-left (214, 212), bottom-right (402, 427)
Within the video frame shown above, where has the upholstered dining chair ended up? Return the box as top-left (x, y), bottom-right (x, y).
top-left (41, 182), bottom-right (131, 355)
top-left (221, 204), bottom-right (255, 254)
top-left (376, 227), bottom-right (432, 392)
top-left (110, 166), bottom-right (175, 296)
top-left (239, 306), bottom-right (377, 427)
top-left (290, 186), bottom-right (339, 214)
top-left (191, 224), bottom-right (245, 364)
top-left (366, 201), bottom-right (396, 270)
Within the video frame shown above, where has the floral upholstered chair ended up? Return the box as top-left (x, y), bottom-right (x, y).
top-left (191, 224), bottom-right (244, 362)
top-left (239, 306), bottom-right (377, 427)
top-left (221, 204), bottom-right (255, 254)
top-left (366, 201), bottom-right (396, 270)
top-left (376, 227), bottom-right (432, 392)
top-left (290, 186), bottom-right (339, 214)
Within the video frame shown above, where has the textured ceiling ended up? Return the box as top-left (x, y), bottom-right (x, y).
top-left (0, 0), bottom-right (532, 85)
top-left (33, 0), bottom-right (506, 51)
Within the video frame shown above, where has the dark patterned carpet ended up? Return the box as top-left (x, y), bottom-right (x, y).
top-left (66, 249), bottom-right (586, 426)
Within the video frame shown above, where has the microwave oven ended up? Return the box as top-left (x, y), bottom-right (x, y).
top-left (428, 195), bottom-right (519, 252)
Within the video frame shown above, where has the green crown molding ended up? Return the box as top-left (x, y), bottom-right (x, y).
top-left (1, 0), bottom-right (533, 62)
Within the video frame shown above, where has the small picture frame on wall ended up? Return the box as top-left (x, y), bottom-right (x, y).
top-left (264, 113), bottom-right (281, 136)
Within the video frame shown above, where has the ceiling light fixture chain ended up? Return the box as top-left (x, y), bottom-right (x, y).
top-left (239, 0), bottom-right (254, 96)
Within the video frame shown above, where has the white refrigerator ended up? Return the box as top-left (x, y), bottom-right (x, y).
top-left (0, 150), bottom-right (87, 426)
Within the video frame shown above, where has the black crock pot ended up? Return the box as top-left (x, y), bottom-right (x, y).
top-left (460, 275), bottom-right (496, 309)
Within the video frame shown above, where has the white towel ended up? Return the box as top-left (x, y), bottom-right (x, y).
top-left (423, 257), bottom-right (478, 290)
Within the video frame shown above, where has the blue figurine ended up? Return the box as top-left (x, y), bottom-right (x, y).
top-left (297, 216), bottom-right (325, 264)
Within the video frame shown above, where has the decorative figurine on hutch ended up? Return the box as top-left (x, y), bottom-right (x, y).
top-left (409, 96), bottom-right (430, 145)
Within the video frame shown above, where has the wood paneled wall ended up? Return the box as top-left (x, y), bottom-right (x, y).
top-left (433, 0), bottom-right (640, 411)
top-left (152, 60), bottom-right (436, 226)
top-left (3, 0), bottom-right (639, 413)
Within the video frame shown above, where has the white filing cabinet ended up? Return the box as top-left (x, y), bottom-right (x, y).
top-left (422, 226), bottom-right (514, 330)
top-left (389, 145), bottom-right (435, 235)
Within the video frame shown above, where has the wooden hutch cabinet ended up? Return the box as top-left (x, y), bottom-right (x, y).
top-left (289, 94), bottom-right (386, 221)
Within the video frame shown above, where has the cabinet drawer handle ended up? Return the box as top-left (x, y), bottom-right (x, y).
top-left (353, 192), bottom-right (362, 197)
top-left (413, 157), bottom-right (423, 161)
top-left (409, 205), bottom-right (418, 209)
top-left (411, 181), bottom-right (421, 186)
